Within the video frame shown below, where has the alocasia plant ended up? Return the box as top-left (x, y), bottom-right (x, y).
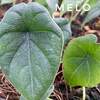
top-left (63, 34), bottom-right (100, 87)
top-left (0, 2), bottom-right (63, 100)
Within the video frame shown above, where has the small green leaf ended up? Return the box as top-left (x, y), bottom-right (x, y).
top-left (0, 2), bottom-right (63, 100)
top-left (63, 34), bottom-right (100, 87)
top-left (82, 1), bottom-right (100, 26)
top-left (54, 18), bottom-right (72, 44)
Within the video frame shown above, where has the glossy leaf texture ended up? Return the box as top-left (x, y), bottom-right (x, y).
top-left (63, 34), bottom-right (100, 87)
top-left (0, 2), bottom-right (63, 100)
top-left (54, 18), bottom-right (72, 45)
top-left (82, 1), bottom-right (100, 26)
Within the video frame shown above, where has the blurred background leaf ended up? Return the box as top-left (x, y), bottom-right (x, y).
top-left (46, 0), bottom-right (58, 13)
top-left (61, 0), bottom-right (84, 12)
top-left (34, 0), bottom-right (59, 15)
top-left (54, 18), bottom-right (72, 45)
top-left (0, 0), bottom-right (13, 5)
top-left (88, 0), bottom-right (99, 8)
top-left (82, 1), bottom-right (100, 26)
top-left (35, 0), bottom-right (47, 5)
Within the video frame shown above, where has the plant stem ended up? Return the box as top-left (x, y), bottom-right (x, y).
top-left (83, 87), bottom-right (86, 100)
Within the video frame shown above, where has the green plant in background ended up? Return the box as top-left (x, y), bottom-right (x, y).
top-left (0, 0), bottom-right (13, 5)
top-left (82, 1), bottom-right (100, 27)
top-left (54, 18), bottom-right (71, 45)
top-left (63, 34), bottom-right (100, 99)
top-left (0, 0), bottom-right (100, 100)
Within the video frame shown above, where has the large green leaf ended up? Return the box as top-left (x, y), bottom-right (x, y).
top-left (82, 1), bottom-right (100, 26)
top-left (54, 18), bottom-right (72, 45)
top-left (0, 2), bottom-right (63, 100)
top-left (63, 34), bottom-right (100, 87)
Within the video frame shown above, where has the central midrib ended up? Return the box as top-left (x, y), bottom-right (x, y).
top-left (26, 32), bottom-right (34, 96)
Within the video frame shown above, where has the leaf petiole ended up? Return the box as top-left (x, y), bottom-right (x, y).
top-left (83, 87), bottom-right (86, 100)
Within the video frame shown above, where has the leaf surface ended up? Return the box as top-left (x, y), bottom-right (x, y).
top-left (82, 1), bottom-right (100, 26)
top-left (63, 34), bottom-right (100, 87)
top-left (46, 0), bottom-right (58, 13)
top-left (88, 0), bottom-right (99, 7)
top-left (35, 0), bottom-right (47, 5)
top-left (54, 18), bottom-right (72, 44)
top-left (0, 0), bottom-right (13, 5)
top-left (0, 2), bottom-right (63, 100)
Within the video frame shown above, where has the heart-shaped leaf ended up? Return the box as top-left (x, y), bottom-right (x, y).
top-left (0, 2), bottom-right (63, 100)
top-left (63, 34), bottom-right (100, 87)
